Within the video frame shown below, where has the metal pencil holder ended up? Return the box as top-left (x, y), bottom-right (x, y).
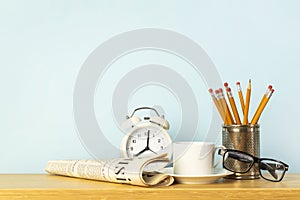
top-left (222, 124), bottom-right (260, 179)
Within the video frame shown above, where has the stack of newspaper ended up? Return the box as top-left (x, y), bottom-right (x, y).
top-left (45, 153), bottom-right (173, 187)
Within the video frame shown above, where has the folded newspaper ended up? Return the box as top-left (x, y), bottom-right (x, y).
top-left (45, 153), bottom-right (174, 187)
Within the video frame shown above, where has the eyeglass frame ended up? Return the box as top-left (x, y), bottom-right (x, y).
top-left (218, 148), bottom-right (289, 182)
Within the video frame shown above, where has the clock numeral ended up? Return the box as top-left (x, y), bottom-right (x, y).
top-left (158, 139), bottom-right (161, 143)
top-left (160, 146), bottom-right (164, 150)
top-left (132, 139), bottom-right (136, 143)
top-left (130, 147), bottom-right (133, 151)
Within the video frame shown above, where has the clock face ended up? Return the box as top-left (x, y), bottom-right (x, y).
top-left (123, 123), bottom-right (172, 159)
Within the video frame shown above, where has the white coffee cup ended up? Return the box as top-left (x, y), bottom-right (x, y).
top-left (173, 142), bottom-right (224, 175)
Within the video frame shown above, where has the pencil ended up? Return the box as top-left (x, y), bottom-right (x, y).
top-left (224, 82), bottom-right (229, 90)
top-left (226, 87), bottom-right (241, 124)
top-left (243, 79), bottom-right (251, 125)
top-left (219, 88), bottom-right (234, 125)
top-left (250, 89), bottom-right (274, 124)
top-left (236, 82), bottom-right (245, 114)
top-left (215, 89), bottom-right (229, 124)
top-left (251, 85), bottom-right (272, 124)
top-left (209, 88), bottom-right (226, 123)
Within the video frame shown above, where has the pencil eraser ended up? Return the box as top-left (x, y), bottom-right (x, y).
top-left (208, 88), bottom-right (213, 93)
top-left (224, 82), bottom-right (229, 87)
top-left (215, 90), bottom-right (219, 94)
top-left (236, 82), bottom-right (240, 85)
top-left (227, 87), bottom-right (231, 92)
top-left (268, 85), bottom-right (273, 89)
top-left (219, 88), bottom-right (223, 92)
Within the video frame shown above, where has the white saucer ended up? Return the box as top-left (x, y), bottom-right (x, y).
top-left (159, 167), bottom-right (233, 184)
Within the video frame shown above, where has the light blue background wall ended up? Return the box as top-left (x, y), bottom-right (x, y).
top-left (1, 0), bottom-right (299, 173)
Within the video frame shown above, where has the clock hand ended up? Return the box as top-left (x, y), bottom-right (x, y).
top-left (134, 147), bottom-right (148, 157)
top-left (148, 148), bottom-right (158, 154)
top-left (146, 130), bottom-right (150, 148)
top-left (134, 130), bottom-right (151, 157)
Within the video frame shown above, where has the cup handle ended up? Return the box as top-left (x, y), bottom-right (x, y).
top-left (213, 146), bottom-right (226, 169)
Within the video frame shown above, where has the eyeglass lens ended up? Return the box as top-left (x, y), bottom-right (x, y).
top-left (259, 159), bottom-right (286, 181)
top-left (223, 151), bottom-right (254, 173)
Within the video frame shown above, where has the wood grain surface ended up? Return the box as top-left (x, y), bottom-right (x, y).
top-left (0, 174), bottom-right (299, 199)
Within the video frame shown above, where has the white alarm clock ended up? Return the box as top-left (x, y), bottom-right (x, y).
top-left (120, 107), bottom-right (173, 160)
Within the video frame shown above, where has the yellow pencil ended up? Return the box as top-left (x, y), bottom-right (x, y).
top-left (251, 89), bottom-right (274, 124)
top-left (251, 85), bottom-right (272, 123)
top-left (236, 82), bottom-right (245, 114)
top-left (226, 87), bottom-right (241, 124)
top-left (209, 88), bottom-right (226, 123)
top-left (219, 88), bottom-right (234, 125)
top-left (243, 80), bottom-right (251, 125)
top-left (215, 89), bottom-right (229, 124)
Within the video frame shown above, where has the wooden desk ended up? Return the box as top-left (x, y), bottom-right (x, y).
top-left (0, 174), bottom-right (299, 200)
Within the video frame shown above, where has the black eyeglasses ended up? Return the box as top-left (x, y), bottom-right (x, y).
top-left (218, 149), bottom-right (289, 182)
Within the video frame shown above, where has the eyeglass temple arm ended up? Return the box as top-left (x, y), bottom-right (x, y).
top-left (260, 162), bottom-right (278, 180)
top-left (218, 149), bottom-right (253, 163)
